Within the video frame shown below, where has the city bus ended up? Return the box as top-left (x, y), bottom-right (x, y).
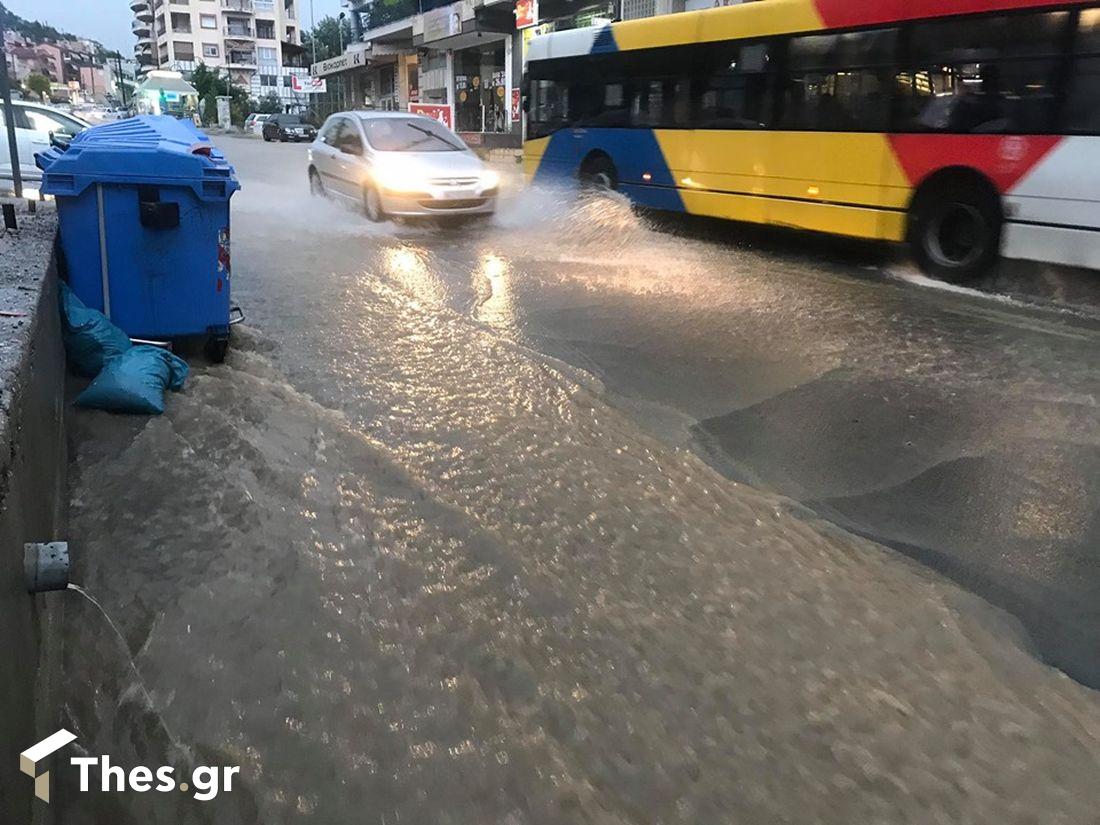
top-left (523, 0), bottom-right (1100, 280)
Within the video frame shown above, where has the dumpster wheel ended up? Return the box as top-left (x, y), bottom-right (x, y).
top-left (205, 334), bottom-right (229, 364)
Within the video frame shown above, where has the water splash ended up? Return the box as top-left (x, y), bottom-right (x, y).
top-left (66, 583), bottom-right (189, 762)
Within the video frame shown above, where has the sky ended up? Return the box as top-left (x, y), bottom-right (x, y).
top-left (2, 0), bottom-right (345, 52)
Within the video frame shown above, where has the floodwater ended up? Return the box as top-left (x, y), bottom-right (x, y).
top-left (57, 139), bottom-right (1100, 824)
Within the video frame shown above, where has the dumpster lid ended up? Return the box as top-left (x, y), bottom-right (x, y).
top-left (38, 115), bottom-right (240, 197)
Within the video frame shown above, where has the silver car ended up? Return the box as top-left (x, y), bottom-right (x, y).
top-left (307, 111), bottom-right (498, 221)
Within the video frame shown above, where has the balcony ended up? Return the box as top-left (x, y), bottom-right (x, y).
top-left (226, 51), bottom-right (257, 68)
top-left (132, 19), bottom-right (152, 36)
top-left (131, 0), bottom-right (154, 22)
top-left (224, 25), bottom-right (255, 39)
top-left (223, 0), bottom-right (255, 12)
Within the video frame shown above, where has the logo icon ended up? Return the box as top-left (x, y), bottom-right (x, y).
top-left (21, 729), bottom-right (77, 803)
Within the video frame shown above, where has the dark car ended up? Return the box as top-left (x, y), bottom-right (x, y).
top-left (262, 114), bottom-right (317, 143)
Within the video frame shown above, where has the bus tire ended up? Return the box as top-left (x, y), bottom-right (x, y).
top-left (580, 155), bottom-right (618, 191)
top-left (909, 174), bottom-right (1002, 282)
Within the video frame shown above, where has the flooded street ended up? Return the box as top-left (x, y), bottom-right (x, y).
top-left (58, 137), bottom-right (1100, 824)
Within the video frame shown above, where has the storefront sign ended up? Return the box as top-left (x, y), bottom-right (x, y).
top-left (423, 4), bottom-right (462, 43)
top-left (311, 49), bottom-right (366, 78)
top-left (511, 88), bottom-right (521, 122)
top-left (290, 75), bottom-right (327, 94)
top-left (410, 102), bottom-right (454, 130)
top-left (515, 0), bottom-right (539, 28)
top-left (520, 20), bottom-right (554, 59)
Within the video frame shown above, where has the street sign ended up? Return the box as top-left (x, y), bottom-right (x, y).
top-left (409, 103), bottom-right (454, 130)
top-left (290, 75), bottom-right (328, 94)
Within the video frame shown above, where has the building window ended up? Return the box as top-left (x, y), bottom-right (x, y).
top-left (173, 41), bottom-right (195, 61)
top-left (286, 26), bottom-right (296, 41)
top-left (260, 74), bottom-right (276, 86)
top-left (170, 12), bottom-right (191, 32)
top-left (202, 43), bottom-right (219, 58)
top-left (257, 46), bottom-right (277, 63)
top-left (256, 20), bottom-right (276, 39)
top-left (200, 14), bottom-right (217, 29)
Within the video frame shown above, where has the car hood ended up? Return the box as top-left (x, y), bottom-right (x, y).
top-left (373, 149), bottom-right (483, 179)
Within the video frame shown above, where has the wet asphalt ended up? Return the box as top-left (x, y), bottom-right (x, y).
top-left (218, 136), bottom-right (1100, 688)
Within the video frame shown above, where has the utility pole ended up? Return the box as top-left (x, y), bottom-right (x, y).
top-left (309, 0), bottom-right (317, 66)
top-left (114, 52), bottom-right (128, 107)
top-left (0, 15), bottom-right (23, 199)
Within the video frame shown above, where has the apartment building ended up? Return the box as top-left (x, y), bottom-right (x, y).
top-left (132, 0), bottom-right (307, 108)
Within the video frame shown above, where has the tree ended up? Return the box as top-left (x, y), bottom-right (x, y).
top-left (25, 73), bottom-right (51, 102)
top-left (190, 63), bottom-right (249, 125)
top-left (252, 92), bottom-right (283, 114)
top-left (301, 15), bottom-right (352, 63)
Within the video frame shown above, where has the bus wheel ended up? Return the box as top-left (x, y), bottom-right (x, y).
top-left (580, 155), bottom-right (618, 191)
top-left (910, 177), bottom-right (1002, 282)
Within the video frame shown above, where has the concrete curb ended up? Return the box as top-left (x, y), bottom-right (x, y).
top-left (0, 206), bottom-right (67, 824)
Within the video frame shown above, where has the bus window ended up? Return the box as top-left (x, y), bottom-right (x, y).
top-left (697, 43), bottom-right (772, 130)
top-left (629, 77), bottom-right (691, 128)
top-left (898, 11), bottom-right (1068, 134)
top-left (775, 30), bottom-right (896, 132)
top-left (1067, 10), bottom-right (1100, 134)
top-left (529, 79), bottom-right (569, 139)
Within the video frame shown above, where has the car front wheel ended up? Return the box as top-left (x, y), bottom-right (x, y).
top-left (363, 185), bottom-right (386, 223)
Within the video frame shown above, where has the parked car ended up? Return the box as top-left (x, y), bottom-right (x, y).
top-left (262, 113), bottom-right (316, 143)
top-left (1, 100), bottom-right (91, 191)
top-left (307, 111), bottom-right (499, 221)
top-left (244, 113), bottom-right (272, 135)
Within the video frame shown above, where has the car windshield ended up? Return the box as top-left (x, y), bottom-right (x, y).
top-left (361, 117), bottom-right (464, 152)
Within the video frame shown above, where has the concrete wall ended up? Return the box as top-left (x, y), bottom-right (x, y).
top-left (0, 211), bottom-right (67, 823)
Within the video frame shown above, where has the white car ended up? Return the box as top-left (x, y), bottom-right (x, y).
top-left (1, 100), bottom-right (91, 191)
top-left (245, 113), bottom-right (273, 135)
top-left (307, 111), bottom-right (499, 221)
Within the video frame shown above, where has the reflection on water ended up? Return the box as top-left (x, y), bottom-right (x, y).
top-left (474, 252), bottom-right (517, 332)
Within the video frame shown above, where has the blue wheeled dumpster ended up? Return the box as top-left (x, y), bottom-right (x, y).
top-left (37, 116), bottom-right (240, 361)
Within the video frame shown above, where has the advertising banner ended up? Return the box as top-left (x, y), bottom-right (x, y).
top-left (515, 0), bottom-right (539, 29)
top-left (410, 102), bottom-right (455, 130)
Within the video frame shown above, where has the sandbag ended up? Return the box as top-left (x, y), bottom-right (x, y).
top-left (75, 345), bottom-right (190, 415)
top-left (58, 282), bottom-right (132, 377)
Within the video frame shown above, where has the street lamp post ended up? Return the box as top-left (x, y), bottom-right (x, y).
top-left (309, 0), bottom-right (317, 66)
top-left (0, 16), bottom-right (24, 199)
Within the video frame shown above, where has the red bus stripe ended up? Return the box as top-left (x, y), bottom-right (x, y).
top-left (887, 134), bottom-right (1062, 192)
top-left (815, 0), bottom-right (1092, 29)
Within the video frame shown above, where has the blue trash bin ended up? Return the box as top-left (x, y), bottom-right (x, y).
top-left (38, 116), bottom-right (240, 361)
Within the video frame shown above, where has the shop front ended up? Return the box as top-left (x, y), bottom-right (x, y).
top-left (414, 0), bottom-right (522, 150)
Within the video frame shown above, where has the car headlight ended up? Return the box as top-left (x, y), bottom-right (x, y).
top-left (479, 170), bottom-right (501, 190)
top-left (373, 159), bottom-right (430, 193)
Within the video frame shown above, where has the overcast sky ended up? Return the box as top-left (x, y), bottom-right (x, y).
top-left (2, 0), bottom-right (346, 52)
